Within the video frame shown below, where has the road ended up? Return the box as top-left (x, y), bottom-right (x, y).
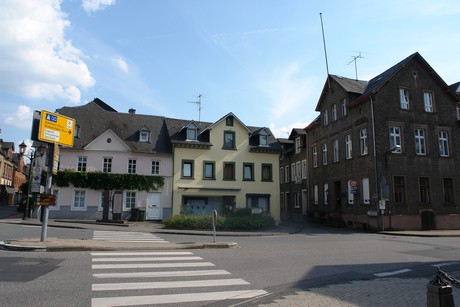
top-left (1, 222), bottom-right (459, 306)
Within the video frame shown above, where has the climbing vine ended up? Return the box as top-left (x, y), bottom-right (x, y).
top-left (50, 169), bottom-right (164, 191)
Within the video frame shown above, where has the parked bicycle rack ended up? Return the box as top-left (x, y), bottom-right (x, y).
top-left (427, 267), bottom-right (459, 307)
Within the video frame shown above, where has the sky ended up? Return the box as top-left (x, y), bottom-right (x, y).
top-left (1, 0), bottom-right (460, 152)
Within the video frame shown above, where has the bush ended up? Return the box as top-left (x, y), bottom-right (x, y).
top-left (164, 209), bottom-right (275, 230)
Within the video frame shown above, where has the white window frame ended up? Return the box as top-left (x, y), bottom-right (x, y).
top-left (291, 163), bottom-right (296, 181)
top-left (128, 159), bottom-right (137, 174)
top-left (359, 128), bottom-right (368, 156)
top-left (389, 126), bottom-right (402, 153)
top-left (415, 129), bottom-right (426, 155)
top-left (312, 147), bottom-right (318, 168)
top-left (139, 131), bottom-right (149, 142)
top-left (260, 133), bottom-right (268, 146)
top-left (323, 110), bottom-right (328, 126)
top-left (280, 167), bottom-right (284, 184)
top-left (324, 183), bottom-right (329, 205)
top-left (187, 127), bottom-right (197, 141)
top-left (103, 157), bottom-right (112, 173)
top-left (399, 88), bottom-right (410, 109)
top-left (295, 137), bottom-right (301, 153)
top-left (345, 134), bottom-right (352, 159)
top-left (72, 190), bottom-right (86, 210)
top-left (438, 131), bottom-right (449, 157)
top-left (77, 156), bottom-right (87, 172)
top-left (322, 143), bottom-right (328, 165)
top-left (332, 139), bottom-right (339, 163)
top-left (151, 160), bottom-right (160, 175)
top-left (423, 91), bottom-right (434, 113)
top-left (340, 98), bottom-right (347, 117)
top-left (331, 104), bottom-right (337, 122)
top-left (301, 160), bottom-right (307, 179)
top-left (124, 191), bottom-right (136, 210)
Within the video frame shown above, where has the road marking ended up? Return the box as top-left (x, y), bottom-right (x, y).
top-left (91, 251), bottom-right (193, 256)
top-left (92, 256), bottom-right (203, 262)
top-left (92, 231), bottom-right (168, 243)
top-left (93, 269), bottom-right (231, 279)
top-left (91, 290), bottom-right (268, 307)
top-left (431, 262), bottom-right (460, 267)
top-left (92, 262), bottom-right (215, 270)
top-left (374, 268), bottom-right (412, 277)
top-left (92, 278), bottom-right (249, 291)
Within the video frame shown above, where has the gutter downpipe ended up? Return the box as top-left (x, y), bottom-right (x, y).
top-left (370, 95), bottom-right (383, 231)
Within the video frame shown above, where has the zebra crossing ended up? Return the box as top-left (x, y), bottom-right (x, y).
top-left (90, 232), bottom-right (268, 306)
top-left (93, 230), bottom-right (168, 244)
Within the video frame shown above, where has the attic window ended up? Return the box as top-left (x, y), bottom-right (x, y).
top-left (259, 132), bottom-right (268, 146)
top-left (139, 131), bottom-right (149, 142)
top-left (187, 127), bottom-right (197, 141)
top-left (226, 116), bottom-right (234, 126)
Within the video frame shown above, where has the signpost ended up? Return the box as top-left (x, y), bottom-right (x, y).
top-left (38, 110), bottom-right (75, 147)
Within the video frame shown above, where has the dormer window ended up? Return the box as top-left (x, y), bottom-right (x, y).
top-left (139, 127), bottom-right (150, 142)
top-left (187, 127), bottom-right (197, 141)
top-left (260, 133), bottom-right (268, 146)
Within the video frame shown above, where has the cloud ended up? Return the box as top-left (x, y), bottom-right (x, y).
top-left (269, 121), bottom-right (309, 139)
top-left (0, 0), bottom-right (95, 103)
top-left (3, 105), bottom-right (33, 129)
top-left (112, 56), bottom-right (129, 73)
top-left (82, 0), bottom-right (116, 13)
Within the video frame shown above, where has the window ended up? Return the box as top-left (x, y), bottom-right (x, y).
top-left (187, 127), bottom-right (197, 141)
top-left (340, 98), bottom-right (347, 117)
top-left (103, 158), bottom-right (112, 173)
top-left (332, 139), bottom-right (339, 163)
top-left (260, 133), bottom-right (268, 146)
top-left (399, 88), bottom-right (410, 109)
top-left (322, 143), bottom-right (328, 165)
top-left (261, 163), bottom-right (273, 181)
top-left (415, 129), bottom-right (426, 155)
top-left (223, 162), bottom-right (235, 180)
top-left (331, 104), bottom-right (337, 122)
top-left (345, 134), bottom-right (352, 159)
top-left (443, 178), bottom-right (454, 204)
top-left (438, 131), bottom-right (449, 157)
top-left (223, 131), bottom-right (235, 149)
top-left (73, 190), bottom-right (85, 209)
top-left (139, 130), bottom-right (149, 142)
top-left (284, 166), bottom-right (289, 183)
top-left (389, 126), bottom-right (402, 153)
top-left (226, 116), bottom-right (234, 126)
top-left (295, 137), bottom-right (301, 153)
top-left (77, 156), bottom-right (87, 172)
top-left (182, 160), bottom-right (194, 178)
top-left (312, 147), bottom-right (318, 167)
top-left (291, 163), bottom-right (295, 181)
top-left (393, 176), bottom-right (405, 204)
top-left (128, 159), bottom-right (137, 174)
top-left (280, 167), bottom-right (284, 184)
top-left (323, 110), bottom-right (329, 126)
top-left (314, 185), bottom-right (319, 204)
top-left (419, 177), bottom-right (431, 204)
top-left (301, 160), bottom-right (307, 179)
top-left (295, 162), bottom-right (301, 181)
top-left (151, 160), bottom-right (160, 175)
top-left (294, 193), bottom-right (300, 208)
top-left (125, 191), bottom-right (136, 209)
top-left (246, 195), bottom-right (269, 213)
top-left (323, 183), bottom-right (329, 205)
top-left (362, 178), bottom-right (370, 204)
top-left (204, 161), bottom-right (215, 179)
top-left (359, 128), bottom-right (368, 155)
top-left (243, 163), bottom-right (254, 181)
top-left (423, 91), bottom-right (434, 112)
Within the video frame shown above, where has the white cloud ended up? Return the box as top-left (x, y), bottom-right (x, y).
top-left (3, 105), bottom-right (33, 129)
top-left (0, 0), bottom-right (95, 103)
top-left (82, 0), bottom-right (116, 13)
top-left (112, 56), bottom-right (129, 73)
top-left (269, 121), bottom-right (309, 139)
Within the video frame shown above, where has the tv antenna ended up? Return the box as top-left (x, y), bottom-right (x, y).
top-left (187, 94), bottom-right (202, 122)
top-left (348, 52), bottom-right (365, 80)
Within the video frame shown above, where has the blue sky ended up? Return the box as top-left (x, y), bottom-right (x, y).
top-left (1, 0), bottom-right (459, 152)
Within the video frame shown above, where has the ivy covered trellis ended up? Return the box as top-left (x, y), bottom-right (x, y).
top-left (47, 169), bottom-right (164, 191)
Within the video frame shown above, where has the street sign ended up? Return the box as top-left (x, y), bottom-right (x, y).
top-left (31, 166), bottom-right (42, 193)
top-left (38, 110), bottom-right (75, 147)
top-left (38, 194), bottom-right (56, 206)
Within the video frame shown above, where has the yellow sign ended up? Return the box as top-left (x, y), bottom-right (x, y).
top-left (39, 110), bottom-right (75, 147)
top-left (38, 194), bottom-right (56, 206)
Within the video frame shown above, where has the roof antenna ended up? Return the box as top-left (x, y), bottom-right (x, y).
top-left (187, 94), bottom-right (202, 122)
top-left (348, 52), bottom-right (365, 80)
top-left (319, 13), bottom-right (330, 88)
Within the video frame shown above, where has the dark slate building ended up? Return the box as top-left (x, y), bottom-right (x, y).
top-left (306, 52), bottom-right (460, 231)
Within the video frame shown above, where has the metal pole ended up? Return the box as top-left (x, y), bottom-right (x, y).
top-left (40, 143), bottom-right (54, 242)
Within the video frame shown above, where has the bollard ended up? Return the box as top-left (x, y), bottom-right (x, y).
top-left (427, 276), bottom-right (455, 307)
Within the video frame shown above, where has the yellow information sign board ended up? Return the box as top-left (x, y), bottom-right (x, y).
top-left (39, 110), bottom-right (75, 147)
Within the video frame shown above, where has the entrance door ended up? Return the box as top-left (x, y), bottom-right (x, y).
top-left (146, 192), bottom-right (161, 220)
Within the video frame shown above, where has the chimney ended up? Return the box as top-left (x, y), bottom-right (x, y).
top-left (128, 108), bottom-right (136, 114)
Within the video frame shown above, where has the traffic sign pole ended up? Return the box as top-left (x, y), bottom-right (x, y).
top-left (40, 143), bottom-right (55, 242)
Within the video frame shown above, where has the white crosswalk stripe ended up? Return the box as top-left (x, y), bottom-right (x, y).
top-left (93, 230), bottom-right (168, 243)
top-left (90, 244), bottom-right (268, 306)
